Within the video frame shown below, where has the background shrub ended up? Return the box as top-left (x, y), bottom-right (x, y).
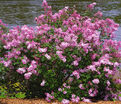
top-left (0, 0), bottom-right (121, 103)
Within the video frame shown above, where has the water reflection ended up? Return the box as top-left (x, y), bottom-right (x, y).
top-left (0, 0), bottom-right (121, 40)
top-left (0, 0), bottom-right (42, 25)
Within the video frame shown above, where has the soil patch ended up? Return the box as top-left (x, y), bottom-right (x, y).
top-left (0, 98), bottom-right (121, 104)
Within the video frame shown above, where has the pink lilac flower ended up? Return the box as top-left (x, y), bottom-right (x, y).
top-left (31, 60), bottom-right (37, 69)
top-left (62, 83), bottom-right (70, 89)
top-left (92, 79), bottom-right (99, 84)
top-left (99, 58), bottom-right (111, 65)
top-left (34, 56), bottom-right (40, 61)
top-left (22, 56), bottom-right (28, 64)
top-left (111, 94), bottom-right (117, 100)
top-left (28, 65), bottom-right (34, 72)
top-left (58, 88), bottom-right (62, 92)
top-left (63, 83), bottom-right (66, 87)
top-left (16, 68), bottom-right (26, 74)
top-left (45, 93), bottom-right (51, 98)
top-left (38, 47), bottom-right (47, 53)
top-left (31, 60), bottom-right (37, 65)
top-left (42, 0), bottom-right (48, 7)
top-left (104, 67), bottom-right (109, 72)
top-left (24, 72), bottom-right (32, 79)
top-left (115, 79), bottom-right (121, 84)
top-left (64, 6), bottom-right (69, 11)
top-left (71, 94), bottom-right (76, 98)
top-left (59, 55), bottom-right (66, 62)
top-left (56, 51), bottom-right (63, 55)
top-left (45, 92), bottom-right (54, 101)
top-left (61, 99), bottom-right (70, 104)
top-left (91, 53), bottom-right (97, 60)
top-left (88, 81), bottom-right (93, 86)
top-left (61, 57), bottom-right (66, 62)
top-left (72, 60), bottom-right (78, 66)
top-left (72, 70), bottom-right (80, 79)
top-left (94, 11), bottom-right (103, 17)
top-left (32, 70), bottom-right (38, 75)
top-left (104, 94), bottom-right (109, 101)
top-left (87, 65), bottom-right (96, 71)
top-left (66, 86), bottom-right (70, 89)
top-left (114, 62), bottom-right (119, 67)
top-left (107, 80), bottom-right (111, 86)
top-left (119, 96), bottom-right (121, 101)
top-left (107, 70), bottom-right (113, 75)
top-left (74, 96), bottom-right (80, 103)
top-left (60, 42), bottom-right (69, 49)
top-left (63, 91), bottom-right (67, 94)
top-left (45, 54), bottom-right (51, 60)
top-left (45, 97), bottom-right (51, 102)
top-left (45, 93), bottom-right (51, 102)
top-left (92, 62), bottom-right (101, 66)
top-left (79, 84), bottom-right (85, 90)
top-left (26, 41), bottom-right (38, 49)
top-left (88, 88), bottom-right (94, 97)
top-left (77, 57), bottom-right (81, 61)
top-left (56, 51), bottom-right (66, 62)
top-left (104, 67), bottom-right (113, 75)
top-left (71, 94), bottom-right (80, 103)
top-left (3, 60), bottom-right (11, 67)
top-left (15, 50), bottom-right (21, 55)
top-left (87, 2), bottom-right (96, 10)
top-left (56, 45), bottom-right (62, 50)
top-left (82, 98), bottom-right (92, 102)
top-left (40, 80), bottom-right (46, 86)
top-left (88, 88), bottom-right (98, 97)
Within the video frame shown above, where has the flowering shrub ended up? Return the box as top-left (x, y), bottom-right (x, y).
top-left (0, 0), bottom-right (121, 103)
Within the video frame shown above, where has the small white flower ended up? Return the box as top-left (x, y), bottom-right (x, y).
top-left (45, 54), bottom-right (51, 60)
top-left (38, 47), bottom-right (47, 53)
top-left (17, 68), bottom-right (26, 74)
top-left (40, 80), bottom-right (46, 86)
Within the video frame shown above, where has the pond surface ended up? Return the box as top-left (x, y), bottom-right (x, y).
top-left (0, 0), bottom-right (121, 40)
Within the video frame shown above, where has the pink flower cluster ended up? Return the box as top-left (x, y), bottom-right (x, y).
top-left (61, 99), bottom-right (70, 104)
top-left (45, 92), bottom-right (54, 102)
top-left (87, 2), bottom-right (96, 10)
top-left (92, 79), bottom-right (99, 84)
top-left (71, 94), bottom-right (80, 103)
top-left (88, 88), bottom-right (98, 97)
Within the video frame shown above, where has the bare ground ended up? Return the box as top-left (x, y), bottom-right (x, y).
top-left (0, 99), bottom-right (121, 104)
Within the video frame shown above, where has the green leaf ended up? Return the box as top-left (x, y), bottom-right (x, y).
top-left (15, 92), bottom-right (26, 99)
top-left (119, 94), bottom-right (121, 97)
top-left (38, 70), bottom-right (42, 74)
top-left (0, 94), bottom-right (6, 98)
top-left (54, 93), bottom-right (58, 98)
top-left (112, 98), bottom-right (116, 101)
top-left (10, 96), bottom-right (16, 99)
top-left (58, 97), bottom-right (63, 102)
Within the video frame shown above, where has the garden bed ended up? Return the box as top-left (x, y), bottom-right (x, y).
top-left (0, 99), bottom-right (121, 104)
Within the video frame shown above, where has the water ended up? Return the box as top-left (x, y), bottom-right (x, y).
top-left (0, 0), bottom-right (121, 40)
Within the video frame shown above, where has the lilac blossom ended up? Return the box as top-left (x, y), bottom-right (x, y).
top-left (92, 79), bottom-right (100, 84)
